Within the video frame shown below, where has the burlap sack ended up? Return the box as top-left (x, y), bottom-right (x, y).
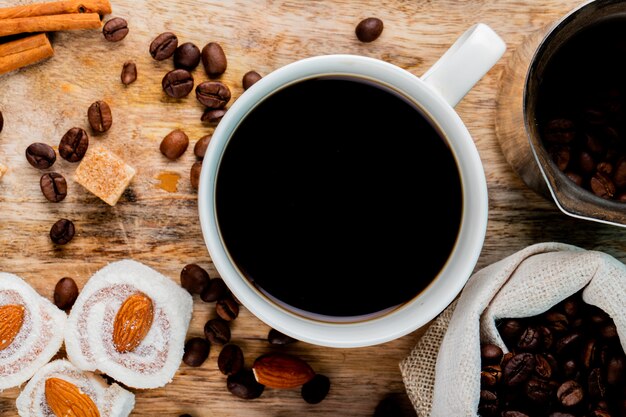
top-left (400, 242), bottom-right (626, 417)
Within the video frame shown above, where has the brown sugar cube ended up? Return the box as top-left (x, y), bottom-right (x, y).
top-left (74, 147), bottom-right (135, 206)
top-left (0, 162), bottom-right (7, 179)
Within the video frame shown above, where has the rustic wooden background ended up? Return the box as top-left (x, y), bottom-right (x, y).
top-left (1, 0), bottom-right (623, 416)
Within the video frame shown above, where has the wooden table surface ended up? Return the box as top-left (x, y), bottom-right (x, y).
top-left (1, 0), bottom-right (624, 416)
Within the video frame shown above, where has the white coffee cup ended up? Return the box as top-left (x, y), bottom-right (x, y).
top-left (199, 24), bottom-right (505, 347)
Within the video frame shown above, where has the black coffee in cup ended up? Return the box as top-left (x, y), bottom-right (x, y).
top-left (216, 78), bottom-right (462, 316)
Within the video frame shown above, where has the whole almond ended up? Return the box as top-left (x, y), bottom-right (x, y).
top-left (0, 304), bottom-right (25, 351)
top-left (45, 377), bottom-right (100, 417)
top-left (252, 353), bottom-right (315, 389)
top-left (113, 293), bottom-right (154, 353)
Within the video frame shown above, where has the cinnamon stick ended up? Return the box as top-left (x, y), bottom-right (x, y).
top-left (0, 0), bottom-right (112, 20)
top-left (0, 13), bottom-right (101, 37)
top-left (0, 33), bottom-right (54, 75)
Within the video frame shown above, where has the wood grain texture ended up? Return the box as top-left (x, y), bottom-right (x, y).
top-left (1, 0), bottom-right (624, 416)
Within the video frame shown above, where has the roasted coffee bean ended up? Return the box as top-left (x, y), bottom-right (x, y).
top-left (481, 344), bottom-right (503, 365)
top-left (585, 132), bottom-right (606, 155)
top-left (565, 171), bottom-right (583, 186)
top-left (544, 119), bottom-right (576, 143)
top-left (588, 410), bottom-right (612, 417)
top-left (562, 295), bottom-right (582, 317)
top-left (597, 161), bottom-right (613, 175)
top-left (201, 42), bottom-right (227, 77)
top-left (481, 365), bottom-right (501, 388)
top-left (589, 307), bottom-right (610, 324)
top-left (549, 145), bottom-right (570, 171)
top-left (549, 413), bottom-right (576, 417)
top-left (40, 172), bottom-right (67, 202)
top-left (478, 390), bottom-right (499, 417)
top-left (501, 412), bottom-right (529, 417)
top-left (0, 110), bottom-right (3, 133)
top-left (150, 32), bottom-right (178, 60)
top-left (525, 377), bottom-right (552, 404)
top-left (588, 368), bottom-right (606, 400)
top-left (546, 311), bottom-right (569, 332)
top-left (194, 135), bottom-right (211, 159)
top-left (88, 100), bottom-right (113, 133)
top-left (196, 81), bottom-right (231, 108)
top-left (517, 327), bottom-right (541, 352)
top-left (590, 172), bottom-right (616, 199)
top-left (301, 374), bottom-right (330, 404)
top-left (162, 69), bottom-right (194, 98)
top-left (355, 17), bottom-right (384, 42)
top-left (201, 108), bottom-right (226, 124)
top-left (183, 337), bottom-right (210, 367)
top-left (216, 297), bottom-right (239, 321)
top-left (121, 61), bottom-right (137, 85)
top-left (582, 339), bottom-right (601, 370)
top-left (556, 332), bottom-right (583, 355)
top-left (59, 127), bottom-right (89, 162)
top-left (501, 352), bottom-right (515, 368)
top-left (268, 328), bottom-right (298, 346)
top-left (180, 263), bottom-right (209, 294)
top-left (561, 359), bottom-right (579, 379)
top-left (204, 318), bottom-right (230, 345)
top-left (534, 354), bottom-right (552, 379)
top-left (218, 344), bottom-right (244, 376)
top-left (538, 326), bottom-right (554, 350)
top-left (50, 219), bottom-right (75, 245)
top-left (500, 319), bottom-right (523, 345)
top-left (190, 161), bottom-right (202, 189)
top-left (503, 353), bottom-right (535, 387)
top-left (103, 17), bottom-right (128, 42)
top-left (556, 380), bottom-right (584, 407)
top-left (579, 151), bottom-right (596, 173)
top-left (54, 277), bottom-right (79, 310)
top-left (160, 129), bottom-right (189, 160)
top-left (242, 71), bottom-right (262, 90)
top-left (25, 143), bottom-right (56, 169)
top-left (614, 159), bottom-right (626, 188)
top-left (599, 323), bottom-right (617, 340)
top-left (227, 369), bottom-right (264, 399)
top-left (200, 277), bottom-right (228, 302)
top-left (607, 355), bottom-right (625, 385)
top-left (174, 42), bottom-right (201, 70)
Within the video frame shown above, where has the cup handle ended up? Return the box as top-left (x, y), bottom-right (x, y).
top-left (421, 23), bottom-right (506, 107)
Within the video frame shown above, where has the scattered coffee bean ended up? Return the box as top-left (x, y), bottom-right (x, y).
top-left (183, 337), bottom-right (210, 367)
top-left (534, 354), bottom-right (552, 379)
top-left (503, 353), bottom-right (535, 387)
top-left (103, 17), bottom-right (128, 42)
top-left (162, 69), bottom-right (194, 98)
top-left (301, 374), bottom-right (330, 404)
top-left (204, 318), bottom-right (230, 345)
top-left (218, 344), bottom-right (244, 376)
top-left (50, 219), bottom-right (75, 245)
top-left (242, 70), bottom-right (262, 90)
top-left (200, 277), bottom-right (228, 302)
top-left (88, 100), bottom-right (113, 133)
top-left (0, 110), bottom-right (3, 133)
top-left (201, 42), bottom-right (227, 77)
top-left (160, 129), bottom-right (189, 160)
top-left (195, 81), bottom-right (231, 108)
top-left (355, 17), bottom-right (384, 42)
top-left (557, 380), bottom-right (584, 407)
top-left (174, 42), bottom-right (201, 71)
top-left (268, 328), bottom-right (297, 345)
top-left (216, 297), bottom-right (239, 321)
top-left (194, 135), bottom-right (211, 159)
top-left (525, 377), bottom-right (552, 404)
top-left (40, 172), bottom-right (67, 202)
top-left (180, 263), bottom-right (210, 294)
top-left (59, 127), bottom-right (89, 162)
top-left (150, 32), bottom-right (178, 60)
top-left (480, 364), bottom-right (501, 388)
top-left (121, 61), bottom-right (137, 85)
top-left (201, 108), bottom-right (226, 124)
top-left (517, 326), bottom-right (541, 351)
top-left (25, 143), bottom-right (56, 169)
top-left (53, 277), bottom-right (78, 310)
top-left (227, 369), bottom-right (265, 399)
top-left (190, 161), bottom-right (202, 189)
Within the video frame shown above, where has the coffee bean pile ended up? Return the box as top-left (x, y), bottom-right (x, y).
top-left (478, 292), bottom-right (625, 417)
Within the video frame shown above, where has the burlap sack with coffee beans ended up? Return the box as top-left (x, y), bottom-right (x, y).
top-left (400, 242), bottom-right (626, 417)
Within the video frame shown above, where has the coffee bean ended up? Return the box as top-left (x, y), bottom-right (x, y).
top-left (590, 172), bottom-right (616, 199)
top-left (103, 17), bottom-right (128, 42)
top-left (481, 344), bottom-right (503, 365)
top-left (180, 263), bottom-right (209, 294)
top-left (160, 129), bottom-right (189, 160)
top-left (201, 42), bottom-right (227, 77)
top-left (227, 369), bottom-right (264, 399)
top-left (579, 151), bottom-right (596, 173)
top-left (218, 344), bottom-right (244, 376)
top-left (194, 135), bottom-right (211, 159)
top-left (599, 323), bottom-right (617, 340)
top-left (216, 297), bottom-right (239, 321)
top-left (525, 377), bottom-right (551, 404)
top-left (195, 81), bottom-right (231, 108)
top-left (40, 172), bottom-right (67, 202)
top-left (503, 353), bottom-right (535, 387)
top-left (555, 332), bottom-right (583, 355)
top-left (546, 312), bottom-right (569, 333)
top-left (561, 359), bottom-right (578, 379)
top-left (301, 374), bottom-right (330, 404)
top-left (565, 171), bottom-right (583, 186)
top-left (562, 294), bottom-right (583, 317)
top-left (549, 145), bottom-right (570, 171)
top-left (582, 339), bottom-right (599, 369)
top-left (597, 161), bottom-right (613, 175)
top-left (556, 380), bottom-right (583, 407)
top-left (534, 354), bottom-right (552, 379)
top-left (88, 100), bottom-right (113, 133)
top-left (544, 119), bottom-right (576, 143)
top-left (355, 17), bottom-right (384, 42)
top-left (588, 367), bottom-right (606, 400)
top-left (517, 326), bottom-right (541, 352)
top-left (481, 365), bottom-right (501, 388)
top-left (588, 410), bottom-right (612, 417)
top-left (268, 328), bottom-right (298, 346)
top-left (183, 337), bottom-right (210, 367)
top-left (478, 390), bottom-right (499, 417)
top-left (150, 32), bottom-right (178, 60)
top-left (538, 326), bottom-right (554, 350)
top-left (500, 319), bottom-right (523, 345)
top-left (548, 413), bottom-right (576, 417)
top-left (606, 355), bottom-right (625, 385)
top-left (201, 108), bottom-right (226, 124)
top-left (25, 143), bottom-right (56, 169)
top-left (174, 42), bottom-right (201, 71)
top-left (200, 277), bottom-right (228, 302)
top-left (121, 61), bottom-right (137, 85)
top-left (242, 71), bottom-right (262, 90)
top-left (53, 277), bottom-right (78, 310)
top-left (589, 307), bottom-right (610, 324)
top-left (162, 69), bottom-right (194, 98)
top-left (0, 110), bottom-right (3, 133)
top-left (204, 318), bottom-right (230, 345)
top-left (502, 412), bottom-right (529, 417)
top-left (586, 132), bottom-right (606, 155)
top-left (59, 127), bottom-right (89, 162)
top-left (50, 219), bottom-right (75, 245)
top-left (190, 161), bottom-right (202, 189)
